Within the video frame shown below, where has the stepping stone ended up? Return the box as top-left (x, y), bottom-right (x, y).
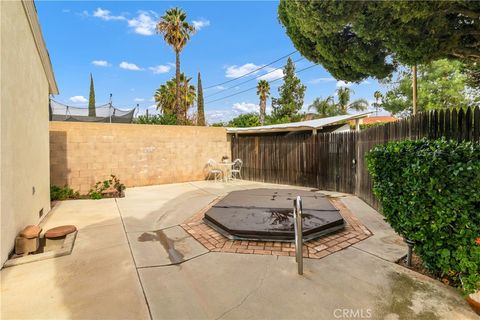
top-left (127, 226), bottom-right (208, 268)
top-left (45, 225), bottom-right (77, 239)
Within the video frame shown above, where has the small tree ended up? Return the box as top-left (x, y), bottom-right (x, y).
top-left (88, 73), bottom-right (96, 117)
top-left (197, 72), bottom-right (206, 126)
top-left (271, 57), bottom-right (306, 121)
top-left (228, 113), bottom-right (260, 128)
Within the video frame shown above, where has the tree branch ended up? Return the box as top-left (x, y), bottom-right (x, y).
top-left (451, 49), bottom-right (480, 62)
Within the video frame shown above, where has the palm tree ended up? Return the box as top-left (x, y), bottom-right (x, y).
top-left (155, 73), bottom-right (196, 118)
top-left (155, 81), bottom-right (176, 114)
top-left (180, 74), bottom-right (196, 120)
top-left (308, 96), bottom-right (338, 118)
top-left (156, 8), bottom-right (195, 122)
top-left (256, 80), bottom-right (270, 125)
top-left (336, 87), bottom-right (369, 114)
top-left (373, 91), bottom-right (383, 115)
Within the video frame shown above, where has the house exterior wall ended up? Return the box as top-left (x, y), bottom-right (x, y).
top-left (49, 122), bottom-right (231, 194)
top-left (1, 1), bottom-right (52, 265)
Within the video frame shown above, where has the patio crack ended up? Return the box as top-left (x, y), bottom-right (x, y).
top-left (215, 260), bottom-right (270, 320)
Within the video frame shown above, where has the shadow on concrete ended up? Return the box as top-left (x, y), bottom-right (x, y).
top-left (49, 130), bottom-right (69, 186)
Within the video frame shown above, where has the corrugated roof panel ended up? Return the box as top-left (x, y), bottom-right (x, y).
top-left (226, 112), bottom-right (371, 134)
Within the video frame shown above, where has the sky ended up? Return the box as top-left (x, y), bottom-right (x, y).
top-left (37, 1), bottom-right (388, 123)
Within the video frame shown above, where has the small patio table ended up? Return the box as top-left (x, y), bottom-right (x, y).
top-left (218, 162), bottom-right (234, 182)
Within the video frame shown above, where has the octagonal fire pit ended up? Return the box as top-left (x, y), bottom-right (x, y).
top-left (203, 189), bottom-right (345, 241)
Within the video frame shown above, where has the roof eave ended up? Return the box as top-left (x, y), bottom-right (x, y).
top-left (22, 0), bottom-right (59, 95)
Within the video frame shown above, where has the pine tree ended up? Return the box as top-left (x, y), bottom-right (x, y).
top-left (271, 57), bottom-right (306, 121)
top-left (88, 73), bottom-right (96, 117)
top-left (197, 72), bottom-right (206, 126)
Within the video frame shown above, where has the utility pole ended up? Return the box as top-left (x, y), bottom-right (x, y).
top-left (412, 65), bottom-right (417, 115)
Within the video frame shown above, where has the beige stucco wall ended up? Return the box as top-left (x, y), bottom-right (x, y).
top-left (1, 1), bottom-right (52, 265)
top-left (50, 122), bottom-right (231, 194)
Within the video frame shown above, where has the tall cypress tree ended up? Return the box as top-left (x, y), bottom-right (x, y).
top-left (88, 73), bottom-right (96, 117)
top-left (197, 72), bottom-right (206, 126)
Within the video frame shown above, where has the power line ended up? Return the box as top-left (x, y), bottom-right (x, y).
top-left (204, 50), bottom-right (298, 89)
top-left (205, 63), bottom-right (319, 104)
top-left (205, 57), bottom-right (305, 99)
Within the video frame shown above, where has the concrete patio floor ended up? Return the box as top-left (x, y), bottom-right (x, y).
top-left (1, 181), bottom-right (477, 319)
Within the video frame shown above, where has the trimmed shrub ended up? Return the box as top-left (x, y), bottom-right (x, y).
top-left (367, 138), bottom-right (480, 294)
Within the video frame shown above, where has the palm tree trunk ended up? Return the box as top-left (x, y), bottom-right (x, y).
top-left (184, 82), bottom-right (188, 121)
top-left (175, 50), bottom-right (181, 122)
top-left (260, 99), bottom-right (265, 125)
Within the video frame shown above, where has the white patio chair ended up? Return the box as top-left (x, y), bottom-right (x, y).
top-left (231, 158), bottom-right (243, 180)
top-left (206, 159), bottom-right (222, 182)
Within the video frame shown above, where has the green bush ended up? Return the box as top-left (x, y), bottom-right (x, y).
top-left (88, 175), bottom-right (126, 200)
top-left (50, 185), bottom-right (80, 201)
top-left (367, 138), bottom-right (480, 294)
top-left (135, 114), bottom-right (178, 125)
top-left (227, 113), bottom-right (260, 128)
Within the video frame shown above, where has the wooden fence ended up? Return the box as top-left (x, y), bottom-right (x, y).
top-left (231, 107), bottom-right (480, 211)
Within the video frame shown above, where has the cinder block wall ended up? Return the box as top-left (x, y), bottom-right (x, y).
top-left (50, 122), bottom-right (231, 194)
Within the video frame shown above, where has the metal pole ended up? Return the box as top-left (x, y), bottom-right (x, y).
top-left (109, 93), bottom-right (113, 123)
top-left (405, 239), bottom-right (415, 267)
top-left (294, 196), bottom-right (303, 275)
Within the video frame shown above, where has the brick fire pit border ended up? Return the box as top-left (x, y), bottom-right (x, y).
top-left (181, 196), bottom-right (372, 259)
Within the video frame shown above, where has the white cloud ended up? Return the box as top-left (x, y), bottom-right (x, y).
top-left (149, 65), bottom-right (171, 74)
top-left (258, 68), bottom-right (284, 81)
top-left (93, 8), bottom-right (126, 21)
top-left (206, 110), bottom-right (233, 123)
top-left (232, 102), bottom-right (259, 114)
top-left (360, 80), bottom-right (371, 85)
top-left (119, 61), bottom-right (143, 71)
top-left (69, 95), bottom-right (88, 103)
top-left (336, 80), bottom-right (352, 88)
top-left (216, 86), bottom-right (225, 90)
top-left (310, 77), bottom-right (336, 84)
top-left (225, 63), bottom-right (261, 78)
top-left (134, 98), bottom-right (145, 102)
top-left (128, 11), bottom-right (157, 36)
top-left (92, 60), bottom-right (111, 67)
top-left (192, 19), bottom-right (210, 31)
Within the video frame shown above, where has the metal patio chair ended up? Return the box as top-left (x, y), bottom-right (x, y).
top-left (231, 158), bottom-right (243, 180)
top-left (206, 159), bottom-right (222, 182)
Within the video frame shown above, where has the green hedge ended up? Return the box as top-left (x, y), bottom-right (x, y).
top-left (367, 138), bottom-right (480, 294)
